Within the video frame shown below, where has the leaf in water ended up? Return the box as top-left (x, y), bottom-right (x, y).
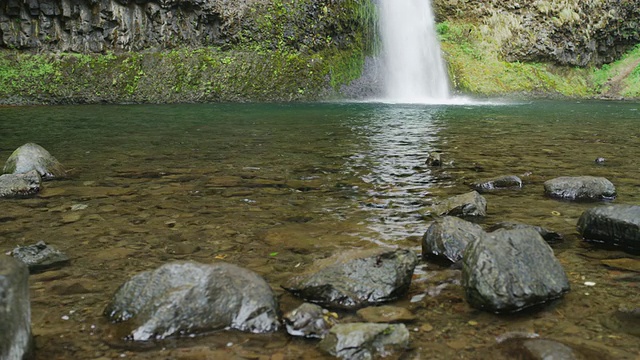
top-left (270, 252), bottom-right (279, 257)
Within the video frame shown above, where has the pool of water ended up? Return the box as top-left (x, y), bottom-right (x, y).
top-left (1, 100), bottom-right (638, 359)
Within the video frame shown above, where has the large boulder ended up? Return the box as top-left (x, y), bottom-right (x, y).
top-left (0, 255), bottom-right (33, 360)
top-left (543, 176), bottom-right (616, 201)
top-left (0, 170), bottom-right (41, 198)
top-left (426, 191), bottom-right (487, 217)
top-left (470, 175), bottom-right (523, 193)
top-left (3, 143), bottom-right (66, 179)
top-left (318, 323), bottom-right (410, 360)
top-left (462, 228), bottom-right (570, 313)
top-left (422, 216), bottom-right (486, 264)
top-left (577, 205), bottom-right (640, 254)
top-left (283, 249), bottom-right (418, 310)
top-left (104, 261), bottom-right (279, 341)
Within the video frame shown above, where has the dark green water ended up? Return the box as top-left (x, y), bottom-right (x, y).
top-left (1, 100), bottom-right (639, 359)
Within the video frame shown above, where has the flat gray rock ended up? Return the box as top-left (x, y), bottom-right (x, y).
top-left (104, 261), bottom-right (279, 340)
top-left (3, 143), bottom-right (66, 179)
top-left (318, 322), bottom-right (409, 360)
top-left (427, 191), bottom-right (487, 217)
top-left (11, 241), bottom-right (70, 273)
top-left (544, 176), bottom-right (615, 201)
top-left (422, 216), bottom-right (486, 264)
top-left (577, 205), bottom-right (640, 254)
top-left (471, 175), bottom-right (523, 193)
top-left (462, 228), bottom-right (570, 313)
top-left (0, 170), bottom-right (41, 198)
top-left (283, 249), bottom-right (418, 310)
top-left (0, 255), bottom-right (33, 360)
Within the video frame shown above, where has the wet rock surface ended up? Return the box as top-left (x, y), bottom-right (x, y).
top-left (318, 322), bottom-right (410, 360)
top-left (544, 176), bottom-right (616, 201)
top-left (470, 175), bottom-right (523, 193)
top-left (488, 221), bottom-right (564, 244)
top-left (104, 261), bottom-right (279, 340)
top-left (283, 249), bottom-right (418, 310)
top-left (0, 170), bottom-right (41, 198)
top-left (462, 228), bottom-right (570, 313)
top-left (283, 302), bottom-right (337, 339)
top-left (422, 216), bottom-right (486, 264)
top-left (11, 241), bottom-right (70, 273)
top-left (427, 191), bottom-right (487, 217)
top-left (3, 143), bottom-right (66, 179)
top-left (577, 205), bottom-right (640, 254)
top-left (0, 255), bottom-right (33, 360)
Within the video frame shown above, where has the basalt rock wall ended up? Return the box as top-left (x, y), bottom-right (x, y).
top-left (434, 0), bottom-right (640, 67)
top-left (0, 0), bottom-right (363, 54)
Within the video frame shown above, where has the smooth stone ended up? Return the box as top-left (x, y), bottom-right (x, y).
top-left (544, 176), bottom-right (616, 201)
top-left (2, 143), bottom-right (66, 179)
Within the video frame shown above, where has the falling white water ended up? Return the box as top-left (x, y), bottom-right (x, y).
top-left (380, 0), bottom-right (450, 103)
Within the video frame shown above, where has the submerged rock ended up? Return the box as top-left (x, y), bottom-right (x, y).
top-left (600, 307), bottom-right (640, 338)
top-left (0, 255), bottom-right (33, 360)
top-left (488, 221), bottom-right (563, 244)
top-left (470, 175), bottom-right (523, 193)
top-left (104, 261), bottom-right (279, 340)
top-left (544, 176), bottom-right (615, 201)
top-left (318, 323), bottom-right (410, 360)
top-left (0, 170), bottom-right (41, 198)
top-left (283, 303), bottom-right (337, 339)
top-left (425, 152), bottom-right (442, 167)
top-left (3, 143), bottom-right (66, 179)
top-left (283, 249), bottom-right (418, 310)
top-left (577, 205), bottom-right (640, 254)
top-left (427, 191), bottom-right (487, 217)
top-left (356, 305), bottom-right (416, 323)
top-left (11, 241), bottom-right (70, 273)
top-left (462, 228), bottom-right (570, 313)
top-left (422, 216), bottom-right (486, 264)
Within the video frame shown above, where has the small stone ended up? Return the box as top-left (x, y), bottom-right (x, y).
top-left (420, 324), bottom-right (434, 332)
top-left (62, 213), bottom-right (82, 223)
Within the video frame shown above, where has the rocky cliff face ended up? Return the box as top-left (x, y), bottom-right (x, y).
top-left (0, 0), bottom-right (362, 53)
top-left (435, 0), bottom-right (640, 67)
top-left (1, 0), bottom-right (249, 52)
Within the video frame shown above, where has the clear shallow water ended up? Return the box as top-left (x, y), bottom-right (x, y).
top-left (1, 100), bottom-right (639, 359)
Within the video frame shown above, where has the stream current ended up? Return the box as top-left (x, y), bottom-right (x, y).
top-left (1, 100), bottom-right (639, 359)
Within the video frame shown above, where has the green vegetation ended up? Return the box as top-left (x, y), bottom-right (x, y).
top-left (436, 20), bottom-right (593, 98)
top-left (0, 0), bottom-right (377, 104)
top-left (592, 44), bottom-right (640, 98)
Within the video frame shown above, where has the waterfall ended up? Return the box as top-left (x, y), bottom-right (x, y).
top-left (379, 0), bottom-right (451, 103)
